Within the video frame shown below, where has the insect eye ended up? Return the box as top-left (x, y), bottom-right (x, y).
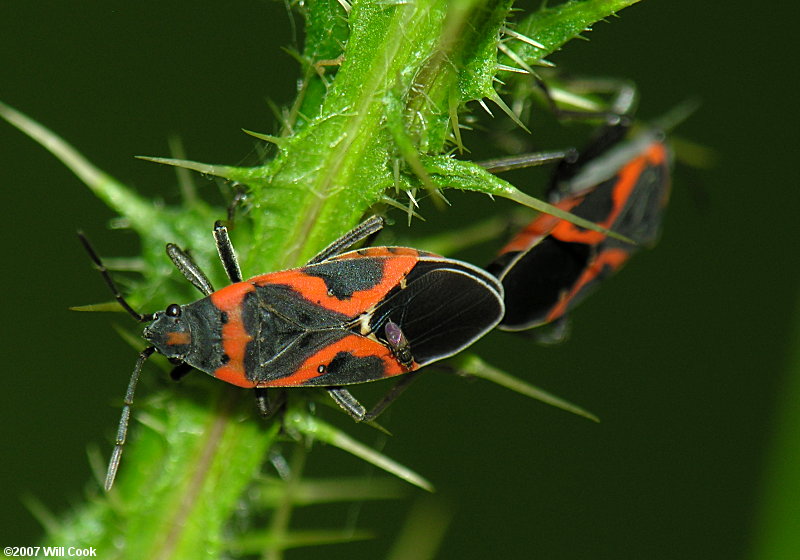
top-left (165, 304), bottom-right (182, 317)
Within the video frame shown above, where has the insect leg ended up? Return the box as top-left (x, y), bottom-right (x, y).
top-left (362, 373), bottom-right (419, 422)
top-left (476, 150), bottom-right (574, 174)
top-left (326, 388), bottom-right (366, 421)
top-left (534, 75), bottom-right (637, 124)
top-left (254, 387), bottom-right (286, 418)
top-left (327, 375), bottom-right (419, 423)
top-left (213, 221), bottom-right (243, 283)
top-left (169, 361), bottom-right (194, 381)
top-left (307, 215), bottom-right (385, 265)
top-left (226, 184), bottom-right (248, 226)
top-left (165, 243), bottom-right (215, 295)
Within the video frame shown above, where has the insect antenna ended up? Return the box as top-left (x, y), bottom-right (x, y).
top-left (77, 231), bottom-right (158, 490)
top-left (104, 346), bottom-right (155, 491)
top-left (77, 231), bottom-right (154, 322)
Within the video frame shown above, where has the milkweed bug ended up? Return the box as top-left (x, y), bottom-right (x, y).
top-left (80, 216), bottom-right (505, 490)
top-left (483, 121), bottom-right (672, 332)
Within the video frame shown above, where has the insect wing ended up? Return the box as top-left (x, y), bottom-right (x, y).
top-left (489, 128), bottom-right (672, 331)
top-left (367, 256), bottom-right (505, 366)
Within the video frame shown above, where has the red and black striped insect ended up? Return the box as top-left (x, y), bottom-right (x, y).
top-left (484, 122), bottom-right (671, 332)
top-left (80, 216), bottom-right (504, 489)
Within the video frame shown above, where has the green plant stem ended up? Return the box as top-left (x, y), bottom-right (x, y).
top-left (263, 443), bottom-right (307, 560)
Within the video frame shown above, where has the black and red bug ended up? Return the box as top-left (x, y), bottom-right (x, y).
top-left (484, 122), bottom-right (672, 332)
top-left (79, 216), bottom-right (504, 489)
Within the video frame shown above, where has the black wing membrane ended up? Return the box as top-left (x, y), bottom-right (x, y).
top-left (606, 160), bottom-right (670, 248)
top-left (369, 260), bottom-right (504, 366)
top-left (498, 238), bottom-right (593, 330)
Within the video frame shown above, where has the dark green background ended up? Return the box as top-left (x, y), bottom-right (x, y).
top-left (2, 1), bottom-right (798, 558)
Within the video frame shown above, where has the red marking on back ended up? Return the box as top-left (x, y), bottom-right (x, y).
top-left (500, 197), bottom-right (583, 254)
top-left (502, 140), bottom-right (668, 254)
top-left (640, 142), bottom-right (671, 207)
top-left (257, 333), bottom-right (412, 388)
top-left (550, 164), bottom-right (642, 245)
top-left (251, 254), bottom-right (420, 316)
top-left (546, 247), bottom-right (630, 323)
top-left (166, 331), bottom-right (191, 346)
top-left (644, 142), bottom-right (667, 166)
top-left (210, 282), bottom-right (256, 388)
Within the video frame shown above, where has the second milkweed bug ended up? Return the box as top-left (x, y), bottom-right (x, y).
top-left (79, 216), bottom-right (505, 490)
top-left (484, 121), bottom-right (672, 332)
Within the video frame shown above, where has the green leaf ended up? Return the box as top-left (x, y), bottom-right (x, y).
top-left (254, 476), bottom-right (410, 507)
top-left (453, 354), bottom-right (599, 422)
top-left (752, 294), bottom-right (800, 559)
top-left (501, 0), bottom-right (643, 69)
top-left (231, 528), bottom-right (375, 555)
top-left (283, 404), bottom-right (434, 492)
top-left (423, 155), bottom-right (635, 243)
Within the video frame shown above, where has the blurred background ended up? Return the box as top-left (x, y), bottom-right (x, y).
top-left (1, 1), bottom-right (798, 558)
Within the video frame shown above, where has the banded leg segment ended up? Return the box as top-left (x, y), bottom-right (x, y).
top-left (166, 243), bottom-right (215, 296)
top-left (307, 215), bottom-right (385, 265)
top-left (213, 221), bottom-right (243, 283)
